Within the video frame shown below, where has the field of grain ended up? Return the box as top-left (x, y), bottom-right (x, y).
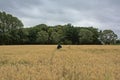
top-left (0, 45), bottom-right (120, 80)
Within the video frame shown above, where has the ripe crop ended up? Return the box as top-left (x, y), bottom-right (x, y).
top-left (0, 45), bottom-right (119, 80)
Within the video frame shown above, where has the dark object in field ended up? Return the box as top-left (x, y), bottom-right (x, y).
top-left (57, 44), bottom-right (62, 49)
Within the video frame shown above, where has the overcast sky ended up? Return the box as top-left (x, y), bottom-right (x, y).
top-left (0, 0), bottom-right (120, 38)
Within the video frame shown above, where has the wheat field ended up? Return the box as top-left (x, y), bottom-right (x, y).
top-left (0, 45), bottom-right (120, 80)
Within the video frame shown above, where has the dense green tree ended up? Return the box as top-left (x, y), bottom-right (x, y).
top-left (54, 25), bottom-right (65, 43)
top-left (27, 28), bottom-right (38, 44)
top-left (0, 11), bottom-right (23, 44)
top-left (50, 31), bottom-right (60, 44)
top-left (27, 24), bottom-right (49, 44)
top-left (99, 30), bottom-right (118, 44)
top-left (0, 11), bottom-right (119, 45)
top-left (87, 27), bottom-right (100, 44)
top-left (0, 11), bottom-right (23, 32)
top-left (116, 39), bottom-right (120, 44)
top-left (36, 31), bottom-right (49, 44)
top-left (17, 29), bottom-right (29, 44)
top-left (34, 24), bottom-right (48, 31)
top-left (63, 24), bottom-right (79, 44)
top-left (0, 32), bottom-right (11, 44)
top-left (79, 28), bottom-right (94, 44)
top-left (9, 30), bottom-right (20, 44)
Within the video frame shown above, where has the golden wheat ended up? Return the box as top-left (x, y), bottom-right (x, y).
top-left (0, 45), bottom-right (120, 80)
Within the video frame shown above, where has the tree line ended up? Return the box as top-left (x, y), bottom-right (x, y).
top-left (0, 11), bottom-right (120, 45)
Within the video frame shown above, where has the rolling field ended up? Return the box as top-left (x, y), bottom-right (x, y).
top-left (0, 45), bottom-right (120, 80)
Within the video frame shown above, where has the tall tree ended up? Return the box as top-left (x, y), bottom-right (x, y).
top-left (36, 31), bottom-right (49, 44)
top-left (116, 39), bottom-right (120, 44)
top-left (87, 27), bottom-right (100, 44)
top-left (0, 11), bottom-right (23, 44)
top-left (79, 28), bottom-right (94, 44)
top-left (0, 11), bottom-right (23, 32)
top-left (99, 30), bottom-right (118, 44)
top-left (63, 24), bottom-right (79, 44)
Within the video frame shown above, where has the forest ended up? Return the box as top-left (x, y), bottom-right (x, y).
top-left (0, 11), bottom-right (120, 45)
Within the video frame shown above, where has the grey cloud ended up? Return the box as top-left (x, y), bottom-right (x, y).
top-left (0, 0), bottom-right (120, 38)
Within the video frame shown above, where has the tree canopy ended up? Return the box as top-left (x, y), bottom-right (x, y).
top-left (0, 11), bottom-right (23, 44)
top-left (99, 30), bottom-right (118, 44)
top-left (0, 11), bottom-right (119, 45)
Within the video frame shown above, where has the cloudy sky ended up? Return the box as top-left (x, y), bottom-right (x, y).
top-left (0, 0), bottom-right (120, 38)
